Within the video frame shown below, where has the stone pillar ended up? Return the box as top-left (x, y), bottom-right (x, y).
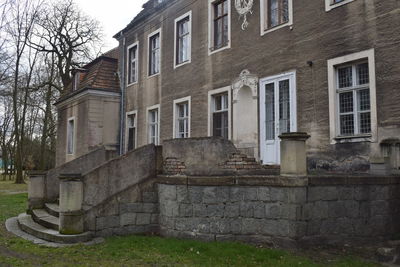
top-left (59, 174), bottom-right (84, 235)
top-left (279, 132), bottom-right (310, 176)
top-left (28, 171), bottom-right (47, 210)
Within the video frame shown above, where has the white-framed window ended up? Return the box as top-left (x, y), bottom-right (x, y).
top-left (126, 110), bottom-right (137, 151)
top-left (327, 49), bottom-right (377, 144)
top-left (148, 29), bottom-right (161, 77)
top-left (147, 104), bottom-right (160, 145)
top-left (325, 0), bottom-right (355, 11)
top-left (174, 11), bottom-right (192, 68)
top-left (208, 0), bottom-right (231, 55)
top-left (260, 0), bottom-right (293, 36)
top-left (208, 87), bottom-right (231, 139)
top-left (127, 42), bottom-right (139, 85)
top-left (67, 117), bottom-right (75, 155)
top-left (173, 96), bottom-right (191, 138)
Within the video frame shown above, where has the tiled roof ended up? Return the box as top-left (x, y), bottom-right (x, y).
top-left (57, 51), bottom-right (120, 104)
top-left (78, 56), bottom-right (119, 91)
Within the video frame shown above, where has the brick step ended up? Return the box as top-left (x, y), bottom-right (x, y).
top-left (31, 209), bottom-right (59, 231)
top-left (44, 203), bottom-right (60, 218)
top-left (18, 213), bottom-right (93, 244)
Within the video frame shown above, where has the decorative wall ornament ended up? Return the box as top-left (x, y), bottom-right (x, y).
top-left (235, 0), bottom-right (254, 30)
top-left (232, 69), bottom-right (258, 102)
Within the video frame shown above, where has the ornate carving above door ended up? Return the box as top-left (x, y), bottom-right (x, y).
top-left (232, 69), bottom-right (258, 102)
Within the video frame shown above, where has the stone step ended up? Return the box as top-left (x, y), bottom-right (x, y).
top-left (44, 203), bottom-right (60, 217)
top-left (18, 213), bottom-right (93, 244)
top-left (31, 209), bottom-right (59, 231)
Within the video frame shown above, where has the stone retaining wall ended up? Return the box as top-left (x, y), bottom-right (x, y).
top-left (157, 176), bottom-right (400, 247)
top-left (85, 177), bottom-right (160, 236)
top-left (94, 191), bottom-right (159, 237)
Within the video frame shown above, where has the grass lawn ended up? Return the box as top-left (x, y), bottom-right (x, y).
top-left (0, 181), bottom-right (380, 267)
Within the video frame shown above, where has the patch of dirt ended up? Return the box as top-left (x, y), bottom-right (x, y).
top-left (0, 190), bottom-right (27, 195)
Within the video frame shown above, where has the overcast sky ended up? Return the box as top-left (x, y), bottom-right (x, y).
top-left (75, 0), bottom-right (148, 51)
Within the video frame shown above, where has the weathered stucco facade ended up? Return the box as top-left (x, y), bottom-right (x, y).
top-left (55, 54), bottom-right (121, 166)
top-left (114, 0), bottom-right (400, 172)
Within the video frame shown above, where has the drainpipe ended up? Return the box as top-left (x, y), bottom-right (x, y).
top-left (118, 32), bottom-right (126, 155)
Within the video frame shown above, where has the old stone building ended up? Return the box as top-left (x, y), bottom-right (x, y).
top-left (110, 0), bottom-right (400, 172)
top-left (7, 0), bottom-right (400, 252)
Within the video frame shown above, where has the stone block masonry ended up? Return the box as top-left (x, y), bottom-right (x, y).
top-left (163, 158), bottom-right (186, 175)
top-left (94, 190), bottom-right (159, 237)
top-left (157, 177), bottom-right (400, 248)
top-left (220, 153), bottom-right (263, 171)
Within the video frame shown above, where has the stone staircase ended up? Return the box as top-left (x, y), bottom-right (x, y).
top-left (15, 203), bottom-right (93, 244)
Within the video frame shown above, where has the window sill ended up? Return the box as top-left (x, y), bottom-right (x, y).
top-left (325, 0), bottom-right (354, 11)
top-left (209, 44), bottom-right (230, 55)
top-left (261, 22), bottom-right (292, 36)
top-left (127, 81), bottom-right (138, 87)
top-left (174, 60), bottom-right (191, 69)
top-left (148, 72), bottom-right (160, 79)
top-left (334, 134), bottom-right (372, 143)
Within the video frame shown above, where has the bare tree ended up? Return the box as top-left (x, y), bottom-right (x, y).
top-left (32, 0), bottom-right (103, 89)
top-left (5, 0), bottom-right (42, 183)
top-left (0, 0), bottom-right (103, 181)
top-left (0, 94), bottom-right (14, 179)
top-left (0, 0), bottom-right (12, 84)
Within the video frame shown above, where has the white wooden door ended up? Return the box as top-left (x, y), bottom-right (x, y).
top-left (260, 72), bottom-right (297, 165)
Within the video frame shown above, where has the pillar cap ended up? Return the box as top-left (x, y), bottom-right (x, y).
top-left (27, 171), bottom-right (47, 177)
top-left (59, 173), bottom-right (83, 181)
top-left (279, 132), bottom-right (311, 141)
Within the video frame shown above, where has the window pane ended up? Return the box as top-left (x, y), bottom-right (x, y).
top-left (357, 63), bottom-right (369, 85)
top-left (222, 111), bottom-right (229, 138)
top-left (359, 112), bottom-right (371, 134)
top-left (340, 114), bottom-right (354, 136)
top-left (215, 95), bottom-right (222, 111)
top-left (67, 120), bottom-right (74, 154)
top-left (282, 0), bottom-right (289, 23)
top-left (212, 111), bottom-right (228, 139)
top-left (128, 128), bottom-right (135, 151)
top-left (213, 0), bottom-right (228, 49)
top-left (177, 17), bottom-right (190, 64)
top-left (223, 16), bottom-right (228, 44)
top-left (339, 92), bottom-right (354, 113)
top-left (128, 46), bottom-right (137, 83)
top-left (128, 114), bottom-right (135, 127)
top-left (222, 94), bottom-right (228, 109)
top-left (338, 66), bottom-right (353, 88)
top-left (217, 2), bottom-right (223, 16)
top-left (279, 79), bottom-right (290, 134)
top-left (269, 0), bottom-right (279, 27)
top-left (223, 1), bottom-right (228, 14)
top-left (265, 83), bottom-right (275, 140)
top-left (213, 113), bottom-right (222, 137)
top-left (150, 34), bottom-right (160, 75)
top-left (357, 89), bottom-right (370, 111)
